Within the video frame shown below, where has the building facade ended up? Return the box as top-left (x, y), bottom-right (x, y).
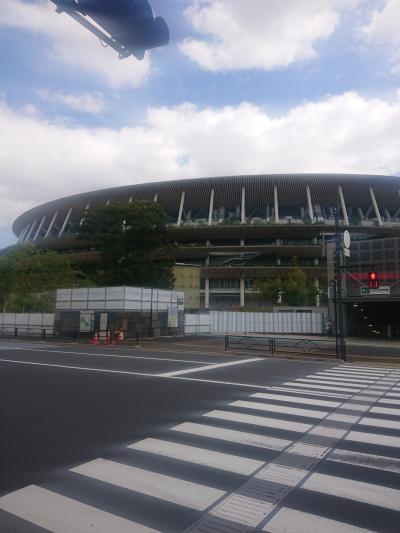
top-left (13, 174), bottom-right (400, 311)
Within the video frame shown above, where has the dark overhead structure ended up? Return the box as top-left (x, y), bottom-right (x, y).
top-left (13, 173), bottom-right (400, 311)
top-left (50, 0), bottom-right (169, 59)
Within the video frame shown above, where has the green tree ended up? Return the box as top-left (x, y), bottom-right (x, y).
top-left (284, 265), bottom-right (311, 306)
top-left (75, 201), bottom-right (174, 288)
top-left (0, 244), bottom-right (84, 312)
top-left (254, 276), bottom-right (283, 305)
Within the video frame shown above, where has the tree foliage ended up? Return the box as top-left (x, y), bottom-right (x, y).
top-left (254, 260), bottom-right (318, 306)
top-left (0, 244), bottom-right (83, 312)
top-left (75, 201), bottom-right (174, 288)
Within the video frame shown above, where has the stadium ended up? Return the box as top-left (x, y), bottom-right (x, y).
top-left (12, 173), bottom-right (400, 315)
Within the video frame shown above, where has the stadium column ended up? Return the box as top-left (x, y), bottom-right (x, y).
top-left (79, 204), bottom-right (90, 226)
top-left (25, 220), bottom-right (37, 242)
top-left (273, 185), bottom-right (279, 223)
top-left (153, 193), bottom-right (158, 202)
top-left (241, 187), bottom-right (246, 223)
top-left (33, 216), bottom-right (46, 241)
top-left (44, 212), bottom-right (58, 239)
top-left (338, 186), bottom-right (349, 225)
top-left (59, 208), bottom-right (72, 237)
top-left (17, 224), bottom-right (29, 243)
top-left (177, 191), bottom-right (185, 226)
top-left (306, 185), bottom-right (315, 222)
top-left (369, 187), bottom-right (383, 226)
top-left (205, 277), bottom-right (210, 309)
top-left (240, 277), bottom-right (245, 308)
top-left (208, 189), bottom-right (214, 225)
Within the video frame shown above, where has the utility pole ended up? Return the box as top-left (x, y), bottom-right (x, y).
top-left (148, 287), bottom-right (153, 338)
top-left (334, 191), bottom-right (347, 361)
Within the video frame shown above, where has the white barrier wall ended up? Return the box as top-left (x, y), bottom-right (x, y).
top-left (0, 313), bottom-right (55, 334)
top-left (185, 311), bottom-right (324, 335)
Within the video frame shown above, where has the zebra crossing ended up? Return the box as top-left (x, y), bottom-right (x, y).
top-left (0, 363), bottom-right (399, 532)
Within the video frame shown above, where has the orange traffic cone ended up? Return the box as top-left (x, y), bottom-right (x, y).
top-left (92, 332), bottom-right (99, 345)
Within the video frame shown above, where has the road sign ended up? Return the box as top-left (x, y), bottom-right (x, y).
top-left (343, 230), bottom-right (351, 249)
top-left (360, 286), bottom-right (390, 296)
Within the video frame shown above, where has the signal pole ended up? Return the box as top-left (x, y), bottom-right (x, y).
top-left (334, 191), bottom-right (347, 361)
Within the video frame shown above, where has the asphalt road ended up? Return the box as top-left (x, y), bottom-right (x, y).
top-left (0, 340), bottom-right (399, 532)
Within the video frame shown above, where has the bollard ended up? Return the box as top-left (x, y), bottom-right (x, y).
top-left (225, 335), bottom-right (228, 351)
top-left (14, 327), bottom-right (18, 339)
top-left (42, 329), bottom-right (46, 341)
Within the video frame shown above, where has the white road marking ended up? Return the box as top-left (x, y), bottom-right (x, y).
top-left (230, 400), bottom-right (328, 419)
top-left (71, 459), bottom-right (224, 511)
top-left (379, 398), bottom-right (400, 405)
top-left (264, 507), bottom-right (373, 532)
top-left (358, 417), bottom-right (400, 430)
top-left (302, 472), bottom-right (400, 511)
top-left (325, 413), bottom-right (359, 423)
top-left (346, 430), bottom-right (400, 448)
top-left (370, 406), bottom-right (400, 416)
top-left (252, 392), bottom-right (340, 408)
top-left (128, 438), bottom-right (263, 475)
top-left (0, 485), bottom-right (158, 532)
top-left (283, 382), bottom-right (359, 393)
top-left (158, 357), bottom-right (261, 377)
top-left (210, 494), bottom-right (274, 527)
top-left (294, 378), bottom-right (364, 389)
top-left (328, 449), bottom-right (400, 474)
top-left (385, 392), bottom-right (400, 398)
top-left (266, 386), bottom-right (349, 400)
top-left (309, 426), bottom-right (347, 438)
top-left (203, 410), bottom-right (312, 433)
top-left (0, 346), bottom-right (210, 365)
top-left (171, 422), bottom-right (291, 451)
top-left (317, 370), bottom-right (383, 378)
top-left (313, 373), bottom-right (375, 383)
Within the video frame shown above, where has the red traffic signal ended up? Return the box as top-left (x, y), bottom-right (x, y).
top-left (368, 271), bottom-right (379, 289)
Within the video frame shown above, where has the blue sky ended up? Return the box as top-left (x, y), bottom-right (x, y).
top-left (1, 0), bottom-right (400, 248)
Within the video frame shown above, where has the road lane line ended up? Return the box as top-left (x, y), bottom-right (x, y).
top-left (302, 472), bottom-right (400, 511)
top-left (230, 400), bottom-right (328, 419)
top-left (251, 392), bottom-right (340, 408)
top-left (346, 430), bottom-right (400, 448)
top-left (0, 346), bottom-right (210, 365)
top-left (71, 459), bottom-right (224, 511)
top-left (203, 410), bottom-right (312, 433)
top-left (263, 507), bottom-right (373, 532)
top-left (328, 449), bottom-right (400, 474)
top-left (157, 357), bottom-right (261, 377)
top-left (171, 422), bottom-right (291, 451)
top-left (128, 438), bottom-right (263, 475)
top-left (0, 485), bottom-right (158, 533)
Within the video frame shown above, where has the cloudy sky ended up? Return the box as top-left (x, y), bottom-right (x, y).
top-left (1, 0), bottom-right (400, 247)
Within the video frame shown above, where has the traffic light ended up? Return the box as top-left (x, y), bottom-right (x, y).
top-left (368, 271), bottom-right (379, 289)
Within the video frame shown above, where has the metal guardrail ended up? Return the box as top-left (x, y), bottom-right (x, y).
top-left (225, 334), bottom-right (337, 357)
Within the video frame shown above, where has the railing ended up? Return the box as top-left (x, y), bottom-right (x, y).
top-left (225, 334), bottom-right (337, 357)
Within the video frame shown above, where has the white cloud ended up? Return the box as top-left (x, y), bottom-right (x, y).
top-left (2, 90), bottom-right (400, 243)
top-left (38, 89), bottom-right (107, 114)
top-left (0, 0), bottom-right (150, 88)
top-left (180, 0), bottom-right (360, 72)
top-left (360, 0), bottom-right (400, 73)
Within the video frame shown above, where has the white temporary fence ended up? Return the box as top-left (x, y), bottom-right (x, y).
top-left (185, 311), bottom-right (324, 335)
top-left (0, 313), bottom-right (55, 335)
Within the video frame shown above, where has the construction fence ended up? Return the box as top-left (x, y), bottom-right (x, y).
top-left (185, 310), bottom-right (325, 336)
